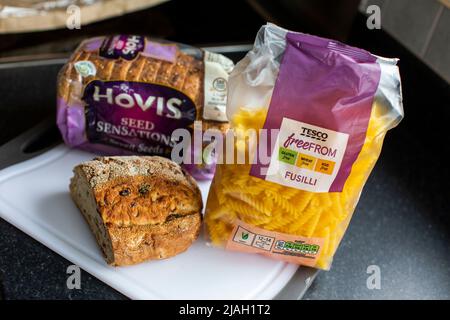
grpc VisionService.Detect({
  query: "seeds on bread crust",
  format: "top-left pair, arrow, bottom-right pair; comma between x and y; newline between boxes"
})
70,156 -> 203,266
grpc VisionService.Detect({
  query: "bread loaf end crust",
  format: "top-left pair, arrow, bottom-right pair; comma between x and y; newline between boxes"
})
70,156 -> 203,266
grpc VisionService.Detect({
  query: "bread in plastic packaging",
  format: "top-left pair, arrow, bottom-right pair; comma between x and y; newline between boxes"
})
57,35 -> 234,180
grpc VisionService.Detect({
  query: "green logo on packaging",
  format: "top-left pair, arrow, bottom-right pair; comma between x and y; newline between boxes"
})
278,147 -> 297,165
74,60 -> 97,77
275,240 -> 319,255
241,232 -> 249,240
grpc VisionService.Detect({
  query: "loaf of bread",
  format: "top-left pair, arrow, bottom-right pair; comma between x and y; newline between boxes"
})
69,155 -> 203,266
58,45 -> 215,127
57,35 -> 230,135
57,35 -> 233,180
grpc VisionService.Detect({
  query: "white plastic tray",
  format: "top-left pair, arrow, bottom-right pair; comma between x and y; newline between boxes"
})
0,145 -> 299,299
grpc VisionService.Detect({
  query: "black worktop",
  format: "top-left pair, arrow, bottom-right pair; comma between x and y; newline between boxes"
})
0,16 -> 449,300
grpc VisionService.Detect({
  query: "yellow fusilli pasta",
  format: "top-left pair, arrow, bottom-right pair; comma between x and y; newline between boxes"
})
205,102 -> 388,270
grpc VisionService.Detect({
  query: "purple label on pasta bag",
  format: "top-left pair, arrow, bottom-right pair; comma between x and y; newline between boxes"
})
250,32 -> 381,192
99,35 -> 145,60
83,80 -> 196,156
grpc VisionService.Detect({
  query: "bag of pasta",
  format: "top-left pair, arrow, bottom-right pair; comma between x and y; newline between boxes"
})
204,23 -> 403,270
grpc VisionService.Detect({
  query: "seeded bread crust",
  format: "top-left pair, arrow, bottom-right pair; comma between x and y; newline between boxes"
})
69,156 -> 203,266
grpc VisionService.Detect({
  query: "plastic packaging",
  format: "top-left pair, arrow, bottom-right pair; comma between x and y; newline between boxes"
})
57,35 -> 233,180
204,24 -> 403,269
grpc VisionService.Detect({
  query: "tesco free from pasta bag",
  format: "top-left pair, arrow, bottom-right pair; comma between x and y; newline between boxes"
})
204,24 -> 404,270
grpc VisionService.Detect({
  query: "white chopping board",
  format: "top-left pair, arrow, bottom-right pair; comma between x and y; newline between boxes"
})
0,145 -> 299,299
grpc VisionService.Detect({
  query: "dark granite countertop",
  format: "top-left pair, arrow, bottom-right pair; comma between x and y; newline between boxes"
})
0,15 -> 449,300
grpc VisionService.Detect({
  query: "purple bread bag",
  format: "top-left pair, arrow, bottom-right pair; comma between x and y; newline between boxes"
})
56,35 -> 233,180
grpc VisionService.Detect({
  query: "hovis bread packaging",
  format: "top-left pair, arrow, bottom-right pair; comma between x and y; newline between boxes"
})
57,35 -> 234,180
